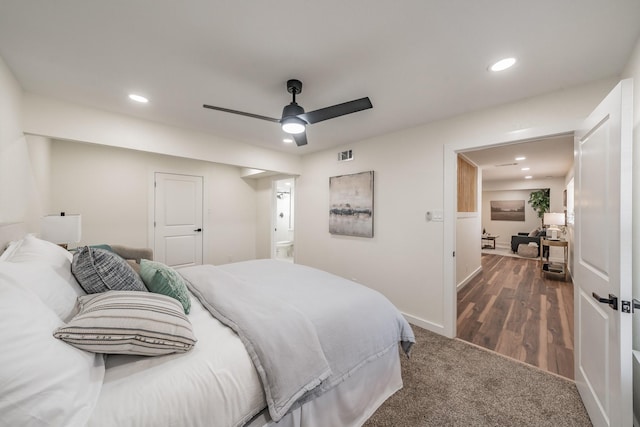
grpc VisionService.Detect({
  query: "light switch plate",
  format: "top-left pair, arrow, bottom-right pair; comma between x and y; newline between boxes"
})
426,210 -> 444,222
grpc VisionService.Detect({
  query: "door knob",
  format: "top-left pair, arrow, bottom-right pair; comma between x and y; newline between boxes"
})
194,228 -> 202,232
592,292 -> 618,310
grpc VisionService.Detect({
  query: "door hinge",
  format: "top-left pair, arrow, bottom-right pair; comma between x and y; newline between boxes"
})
452,251 -> 456,257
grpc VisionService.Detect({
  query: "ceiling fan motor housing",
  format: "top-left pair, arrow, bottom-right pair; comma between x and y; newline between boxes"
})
286,79 -> 303,95
282,102 -> 305,121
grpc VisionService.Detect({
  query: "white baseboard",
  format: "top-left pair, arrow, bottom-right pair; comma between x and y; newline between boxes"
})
402,313 -> 449,337
456,266 -> 482,292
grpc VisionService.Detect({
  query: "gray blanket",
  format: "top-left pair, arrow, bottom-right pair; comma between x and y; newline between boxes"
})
179,260 -> 414,422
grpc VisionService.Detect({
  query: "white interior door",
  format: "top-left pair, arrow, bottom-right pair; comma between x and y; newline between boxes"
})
574,79 -> 633,427
154,173 -> 203,268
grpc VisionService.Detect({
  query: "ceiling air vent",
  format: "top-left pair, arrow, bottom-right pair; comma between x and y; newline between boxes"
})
338,149 -> 353,162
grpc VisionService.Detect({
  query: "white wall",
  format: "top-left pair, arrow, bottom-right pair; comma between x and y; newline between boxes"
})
0,57 -> 49,231
456,213 -> 481,288
22,93 -> 302,176
295,77 -> 617,335
620,35 -> 640,423
255,177 -> 274,260
50,139 -> 259,265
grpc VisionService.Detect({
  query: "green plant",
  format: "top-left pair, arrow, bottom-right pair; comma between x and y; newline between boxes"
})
528,188 -> 550,226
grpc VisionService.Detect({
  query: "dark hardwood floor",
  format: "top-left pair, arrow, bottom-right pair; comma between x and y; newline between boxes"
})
457,253 -> 574,379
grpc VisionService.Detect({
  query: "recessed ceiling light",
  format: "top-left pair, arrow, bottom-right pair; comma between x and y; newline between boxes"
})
515,156 -> 526,161
524,175 -> 533,179
521,167 -> 530,171
283,138 -> 293,143
128,94 -> 148,103
490,57 -> 517,72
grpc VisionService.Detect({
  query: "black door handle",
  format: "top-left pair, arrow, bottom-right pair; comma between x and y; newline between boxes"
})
194,228 -> 202,232
592,292 -> 618,311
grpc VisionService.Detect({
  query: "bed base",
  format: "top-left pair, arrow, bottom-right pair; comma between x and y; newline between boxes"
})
245,343 -> 402,427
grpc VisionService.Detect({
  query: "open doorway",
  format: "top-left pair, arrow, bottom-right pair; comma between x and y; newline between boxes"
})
455,135 -> 575,378
272,177 -> 295,262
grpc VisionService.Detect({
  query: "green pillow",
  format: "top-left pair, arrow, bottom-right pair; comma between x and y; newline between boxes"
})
139,260 -> 191,314
90,244 -> 113,252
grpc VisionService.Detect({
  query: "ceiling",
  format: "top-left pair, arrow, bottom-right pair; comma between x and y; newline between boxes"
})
462,134 -> 574,183
0,1 -> 639,155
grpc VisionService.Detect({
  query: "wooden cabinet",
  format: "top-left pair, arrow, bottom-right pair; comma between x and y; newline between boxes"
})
540,238 -> 568,281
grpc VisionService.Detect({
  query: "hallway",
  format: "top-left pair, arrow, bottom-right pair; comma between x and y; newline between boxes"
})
457,253 -> 574,379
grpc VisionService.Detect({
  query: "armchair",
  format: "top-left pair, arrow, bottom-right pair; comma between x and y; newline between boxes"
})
510,232 -> 541,255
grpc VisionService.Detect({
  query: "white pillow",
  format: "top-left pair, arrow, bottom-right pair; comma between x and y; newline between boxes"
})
2,234 -> 72,267
0,261 -> 85,321
0,239 -> 21,261
0,272 -> 104,427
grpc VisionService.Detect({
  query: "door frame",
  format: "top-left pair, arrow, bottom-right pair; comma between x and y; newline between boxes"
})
443,122 -> 581,338
271,176 -> 296,260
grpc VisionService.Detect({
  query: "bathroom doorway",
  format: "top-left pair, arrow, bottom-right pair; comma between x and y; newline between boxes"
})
272,177 -> 295,262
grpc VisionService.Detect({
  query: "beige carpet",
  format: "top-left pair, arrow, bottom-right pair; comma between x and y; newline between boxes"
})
364,326 -> 591,427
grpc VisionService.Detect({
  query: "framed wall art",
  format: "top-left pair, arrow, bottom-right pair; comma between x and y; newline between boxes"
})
329,171 -> 374,237
490,200 -> 525,221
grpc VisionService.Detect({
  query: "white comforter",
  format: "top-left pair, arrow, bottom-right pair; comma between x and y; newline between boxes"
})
88,293 -> 266,427
181,260 -> 415,423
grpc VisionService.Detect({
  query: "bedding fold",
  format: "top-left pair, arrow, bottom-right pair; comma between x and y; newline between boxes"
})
179,260 -> 414,423
181,264 -> 331,421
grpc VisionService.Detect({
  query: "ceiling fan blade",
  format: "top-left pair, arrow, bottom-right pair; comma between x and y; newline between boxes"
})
203,104 -> 280,123
293,132 -> 308,147
300,97 -> 372,124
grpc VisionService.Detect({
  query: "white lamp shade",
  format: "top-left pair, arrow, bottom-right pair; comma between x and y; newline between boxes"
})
543,212 -> 565,226
41,214 -> 82,245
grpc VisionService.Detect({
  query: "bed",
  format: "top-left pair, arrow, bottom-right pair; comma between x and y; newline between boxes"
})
0,225 -> 414,427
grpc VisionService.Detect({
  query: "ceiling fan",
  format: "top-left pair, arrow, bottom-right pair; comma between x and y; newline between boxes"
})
203,79 -> 372,146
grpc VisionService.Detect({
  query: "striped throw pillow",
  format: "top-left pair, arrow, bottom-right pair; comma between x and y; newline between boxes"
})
54,291 -> 196,356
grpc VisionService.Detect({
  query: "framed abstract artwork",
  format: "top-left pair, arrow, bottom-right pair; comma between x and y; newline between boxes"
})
329,171 -> 374,237
490,200 -> 525,221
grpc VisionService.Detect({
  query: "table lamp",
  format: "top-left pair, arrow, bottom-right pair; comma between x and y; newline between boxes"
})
543,212 -> 565,240
41,212 -> 82,249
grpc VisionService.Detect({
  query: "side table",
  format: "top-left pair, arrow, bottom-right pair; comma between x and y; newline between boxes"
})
481,235 -> 499,249
540,238 -> 568,281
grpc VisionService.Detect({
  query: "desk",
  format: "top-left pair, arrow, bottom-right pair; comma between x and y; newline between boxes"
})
481,235 -> 499,249
540,238 -> 568,281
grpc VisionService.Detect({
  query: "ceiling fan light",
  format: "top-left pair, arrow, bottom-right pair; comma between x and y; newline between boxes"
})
281,117 -> 306,134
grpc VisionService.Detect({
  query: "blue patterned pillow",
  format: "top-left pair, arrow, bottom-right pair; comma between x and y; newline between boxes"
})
72,247 -> 147,294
